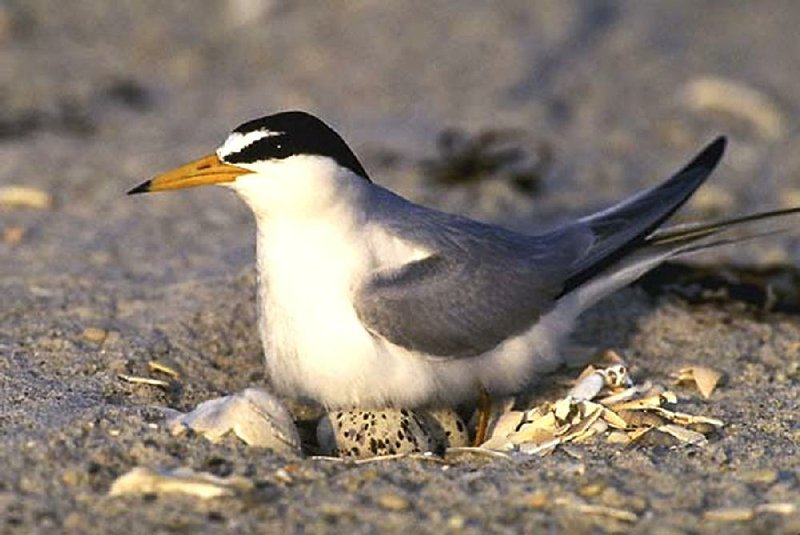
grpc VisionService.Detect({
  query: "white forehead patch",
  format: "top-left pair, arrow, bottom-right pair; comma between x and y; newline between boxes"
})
217,130 -> 283,159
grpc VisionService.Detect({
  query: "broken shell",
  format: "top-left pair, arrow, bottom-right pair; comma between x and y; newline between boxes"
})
569,364 -> 632,402
168,388 -> 301,455
673,366 -> 723,399
504,411 -> 557,446
599,364 -> 632,389
118,374 -> 172,389
703,507 -> 755,522
568,371 -> 606,402
610,390 -> 676,412
108,466 -> 253,499
598,381 -> 654,405
616,409 -> 667,428
483,409 -> 526,448
148,360 -> 181,379
656,424 -> 708,446
599,407 -> 629,429
682,76 -> 785,139
0,186 -> 52,209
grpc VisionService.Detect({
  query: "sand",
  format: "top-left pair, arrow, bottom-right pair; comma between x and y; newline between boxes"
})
2,1 -> 800,533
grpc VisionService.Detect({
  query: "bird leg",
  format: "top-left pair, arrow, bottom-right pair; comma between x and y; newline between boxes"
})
473,386 -> 492,446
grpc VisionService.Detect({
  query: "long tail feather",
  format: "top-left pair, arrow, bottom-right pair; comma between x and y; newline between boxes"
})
647,206 -> 800,246
561,206 -> 800,314
559,137 -> 727,296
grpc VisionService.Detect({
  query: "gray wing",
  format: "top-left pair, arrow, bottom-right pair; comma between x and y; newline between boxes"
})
354,137 -> 727,359
354,216 -> 590,359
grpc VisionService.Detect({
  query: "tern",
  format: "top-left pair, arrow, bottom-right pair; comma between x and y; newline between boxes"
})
129,111 -> 798,426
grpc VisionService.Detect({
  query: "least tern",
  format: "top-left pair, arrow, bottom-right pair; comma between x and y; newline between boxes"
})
129,111 -> 798,415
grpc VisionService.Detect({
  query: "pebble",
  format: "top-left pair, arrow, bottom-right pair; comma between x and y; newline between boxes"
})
524,492 -> 549,509
578,483 -> 606,498
739,469 -> 778,485
2,226 -> 25,245
377,492 -> 410,511
82,327 -> 108,344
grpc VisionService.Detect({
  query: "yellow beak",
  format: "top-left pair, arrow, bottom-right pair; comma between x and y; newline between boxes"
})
127,153 -> 252,194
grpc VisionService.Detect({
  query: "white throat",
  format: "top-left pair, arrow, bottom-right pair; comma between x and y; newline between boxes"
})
226,156 -> 368,220
227,159 -> 374,399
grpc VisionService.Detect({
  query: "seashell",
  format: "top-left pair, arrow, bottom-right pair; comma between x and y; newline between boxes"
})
168,387 -> 301,455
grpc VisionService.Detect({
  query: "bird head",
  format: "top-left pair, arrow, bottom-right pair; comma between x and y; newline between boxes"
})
128,111 -> 371,216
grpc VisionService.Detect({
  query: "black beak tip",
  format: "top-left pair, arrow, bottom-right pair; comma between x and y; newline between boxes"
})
127,180 -> 152,195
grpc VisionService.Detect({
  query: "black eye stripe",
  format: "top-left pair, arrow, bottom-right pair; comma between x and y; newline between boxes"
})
221,111 -> 371,181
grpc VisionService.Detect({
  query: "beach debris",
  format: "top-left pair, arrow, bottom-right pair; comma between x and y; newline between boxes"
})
703,507 -> 755,523
0,186 -> 52,209
108,466 -> 252,499
148,359 -> 181,379
117,373 -> 172,389
702,503 -> 797,523
420,128 -> 548,194
116,359 -> 181,390
672,366 -> 723,399
482,359 -> 724,453
553,496 -> 638,523
682,76 -> 785,139
568,363 -> 632,401
168,388 -> 301,455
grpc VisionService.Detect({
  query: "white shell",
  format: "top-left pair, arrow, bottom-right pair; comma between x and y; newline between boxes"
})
168,388 -> 301,455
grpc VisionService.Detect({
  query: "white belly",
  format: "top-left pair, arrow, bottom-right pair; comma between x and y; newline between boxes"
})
255,219 -> 576,409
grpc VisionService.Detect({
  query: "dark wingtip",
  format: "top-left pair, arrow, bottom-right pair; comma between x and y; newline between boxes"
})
127,180 -> 152,195
690,136 -> 727,171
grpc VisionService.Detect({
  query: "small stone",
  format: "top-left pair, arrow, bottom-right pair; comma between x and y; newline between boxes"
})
600,487 -> 628,509
63,512 -> 83,531
578,483 -> 605,497
739,469 -> 778,485
61,469 -> 83,486
682,76 -> 785,139
2,226 -> 25,245
524,492 -> 549,509
447,515 -> 466,529
82,327 -> 108,344
377,492 -> 410,511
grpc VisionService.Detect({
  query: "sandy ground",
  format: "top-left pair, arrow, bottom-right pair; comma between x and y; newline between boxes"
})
2,1 -> 800,533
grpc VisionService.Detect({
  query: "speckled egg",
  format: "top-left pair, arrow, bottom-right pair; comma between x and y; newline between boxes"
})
317,407 -> 469,458
417,408 -> 470,448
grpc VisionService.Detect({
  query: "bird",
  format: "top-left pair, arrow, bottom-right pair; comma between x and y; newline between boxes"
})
128,111 -> 799,427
